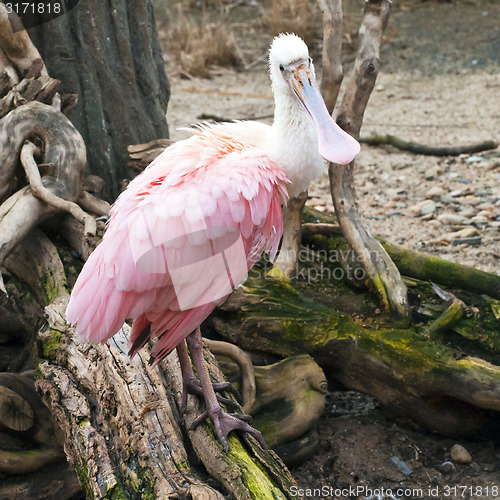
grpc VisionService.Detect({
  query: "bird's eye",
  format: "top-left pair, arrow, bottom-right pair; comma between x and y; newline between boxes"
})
308,57 -> 313,64
279,64 -> 285,72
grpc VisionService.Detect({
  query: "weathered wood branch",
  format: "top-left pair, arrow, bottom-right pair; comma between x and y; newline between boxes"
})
301,217 -> 500,300
273,191 -> 308,278
336,0 -> 391,136
318,0 -> 344,113
127,138 -> 173,172
329,0 -> 411,324
37,296 -> 299,499
361,133 -> 499,156
205,339 -> 257,413
20,140 -> 96,236
0,101 -> 88,285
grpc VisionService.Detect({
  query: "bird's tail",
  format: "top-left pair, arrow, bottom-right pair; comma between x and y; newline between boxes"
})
66,248 -> 130,344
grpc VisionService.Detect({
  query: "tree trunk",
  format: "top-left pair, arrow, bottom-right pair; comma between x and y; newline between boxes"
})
29,0 -> 170,200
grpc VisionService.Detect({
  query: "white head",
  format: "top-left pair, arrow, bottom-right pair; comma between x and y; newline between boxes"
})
268,33 -> 360,166
269,33 -> 313,95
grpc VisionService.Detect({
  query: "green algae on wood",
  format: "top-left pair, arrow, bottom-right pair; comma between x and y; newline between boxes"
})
211,229 -> 500,436
226,437 -> 287,500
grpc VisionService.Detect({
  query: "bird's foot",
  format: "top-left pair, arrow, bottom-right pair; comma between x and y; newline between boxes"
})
190,406 -> 267,451
181,376 -> 241,410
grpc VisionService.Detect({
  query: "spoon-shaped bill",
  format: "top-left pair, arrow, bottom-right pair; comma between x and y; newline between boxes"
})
287,63 -> 360,165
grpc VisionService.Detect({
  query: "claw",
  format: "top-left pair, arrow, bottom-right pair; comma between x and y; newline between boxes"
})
182,376 -> 240,410
212,381 -> 242,403
190,407 -> 266,451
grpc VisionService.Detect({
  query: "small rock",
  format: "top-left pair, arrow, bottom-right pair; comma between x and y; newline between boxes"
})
461,195 -> 482,206
450,444 -> 472,464
437,226 -> 479,244
440,194 -> 456,204
437,213 -> 466,225
451,236 -> 482,246
471,215 -> 489,225
477,209 -> 497,220
470,461 -> 481,471
453,227 -> 479,238
426,186 -> 446,198
391,456 -> 413,475
440,461 -> 456,473
466,155 -> 483,163
476,201 -> 495,211
409,199 -> 437,216
458,207 -> 476,218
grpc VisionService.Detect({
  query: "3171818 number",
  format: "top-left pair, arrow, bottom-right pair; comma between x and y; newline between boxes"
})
4,3 -> 62,15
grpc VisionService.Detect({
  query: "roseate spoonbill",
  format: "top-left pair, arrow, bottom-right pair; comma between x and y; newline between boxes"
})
66,33 -> 359,450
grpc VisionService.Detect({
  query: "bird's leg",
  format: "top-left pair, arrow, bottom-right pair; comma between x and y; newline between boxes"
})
176,340 -> 240,409
185,328 -> 267,451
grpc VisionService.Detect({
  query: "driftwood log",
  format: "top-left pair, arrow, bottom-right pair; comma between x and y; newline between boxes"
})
37,296 -> 299,499
213,346 -> 327,464
206,205 -> 500,437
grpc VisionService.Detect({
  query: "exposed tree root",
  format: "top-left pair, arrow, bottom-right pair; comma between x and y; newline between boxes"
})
0,101 -> 97,291
37,297 -> 299,499
205,338 -> 257,413
301,218 -> 500,300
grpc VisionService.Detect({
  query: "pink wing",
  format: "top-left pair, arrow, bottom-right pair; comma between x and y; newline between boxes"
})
66,125 -> 289,365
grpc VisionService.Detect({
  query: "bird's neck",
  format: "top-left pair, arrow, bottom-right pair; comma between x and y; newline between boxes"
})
269,92 -> 324,198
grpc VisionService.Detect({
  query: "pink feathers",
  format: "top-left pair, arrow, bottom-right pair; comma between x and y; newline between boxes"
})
66,123 -> 289,365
